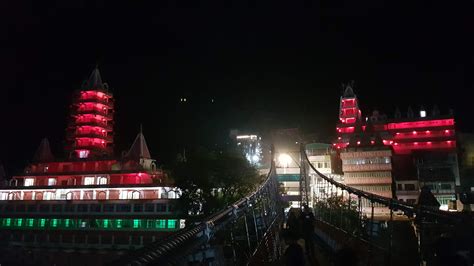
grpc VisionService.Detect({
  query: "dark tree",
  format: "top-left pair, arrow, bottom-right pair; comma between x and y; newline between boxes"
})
171,146 -> 261,218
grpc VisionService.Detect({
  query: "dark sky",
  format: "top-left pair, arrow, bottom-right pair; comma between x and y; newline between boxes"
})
1,1 -> 473,174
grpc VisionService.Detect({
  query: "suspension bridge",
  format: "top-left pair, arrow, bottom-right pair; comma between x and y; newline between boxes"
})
115,145 -> 473,265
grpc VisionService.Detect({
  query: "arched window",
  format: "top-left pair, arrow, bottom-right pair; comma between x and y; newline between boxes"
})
131,191 -> 140,199
66,192 -> 73,200
35,192 -> 43,200
168,191 -> 176,199
7,193 -> 15,200
44,192 -> 55,200
97,191 -> 107,200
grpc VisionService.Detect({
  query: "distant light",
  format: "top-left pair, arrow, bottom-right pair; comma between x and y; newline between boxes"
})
357,141 -> 361,145
278,154 -> 292,168
236,135 -> 258,139
211,99 -> 214,103
420,110 -> 426,118
252,155 -> 259,162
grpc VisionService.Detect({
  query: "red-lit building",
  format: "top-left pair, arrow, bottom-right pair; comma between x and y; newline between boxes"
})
334,84 -> 459,211
0,68 -> 182,265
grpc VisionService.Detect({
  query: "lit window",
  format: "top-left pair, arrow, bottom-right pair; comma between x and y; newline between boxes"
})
48,178 -> 57,186
131,191 -> 140,199
156,219 -> 166,229
24,178 -> 35,187
133,219 -> 140,228
103,219 -> 110,228
167,219 -> 176,229
420,110 -> 426,118
39,219 -> 46,227
98,177 -> 108,185
44,192 -> 55,200
78,150 -> 89,158
27,219 -> 34,227
64,219 -> 71,228
84,177 -> 94,185
15,218 -> 23,227
51,219 -> 58,227
4,218 -> 11,227
116,219 -> 123,228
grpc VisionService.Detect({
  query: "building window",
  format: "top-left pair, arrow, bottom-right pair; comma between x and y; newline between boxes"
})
48,178 -> 57,186
397,184 -> 403,190
131,191 -> 140,199
84,177 -> 94,185
98,177 -> 108,185
24,178 -> 35,187
44,192 -> 55,200
405,184 -> 416,191
167,219 -> 176,229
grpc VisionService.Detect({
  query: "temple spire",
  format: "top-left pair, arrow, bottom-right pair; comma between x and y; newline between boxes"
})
126,129 -> 151,160
33,138 -> 54,162
82,67 -> 105,91
342,80 -> 355,98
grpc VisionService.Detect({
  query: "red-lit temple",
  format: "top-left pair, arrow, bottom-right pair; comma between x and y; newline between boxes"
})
0,68 -> 182,265
334,84 -> 459,211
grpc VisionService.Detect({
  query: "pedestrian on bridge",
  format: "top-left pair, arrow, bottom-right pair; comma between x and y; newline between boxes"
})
300,204 -> 316,259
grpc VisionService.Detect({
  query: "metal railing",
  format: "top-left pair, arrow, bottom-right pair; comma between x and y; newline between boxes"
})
116,156 -> 281,265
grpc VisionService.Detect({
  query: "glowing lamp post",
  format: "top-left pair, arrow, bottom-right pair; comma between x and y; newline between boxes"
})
278,153 -> 292,168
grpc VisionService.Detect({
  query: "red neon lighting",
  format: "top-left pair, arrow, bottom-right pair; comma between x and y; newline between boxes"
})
387,119 -> 454,130
338,127 -> 355,133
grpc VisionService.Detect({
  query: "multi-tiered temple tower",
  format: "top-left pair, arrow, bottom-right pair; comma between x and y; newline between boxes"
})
67,68 -> 114,158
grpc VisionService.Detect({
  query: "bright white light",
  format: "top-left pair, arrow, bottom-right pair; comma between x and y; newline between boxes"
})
420,110 -> 426,118
278,153 -> 292,168
252,155 -> 259,162
236,135 -> 258,139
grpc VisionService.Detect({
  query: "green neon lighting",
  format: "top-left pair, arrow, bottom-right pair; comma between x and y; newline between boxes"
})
0,217 -> 182,231
15,218 -> 23,227
156,219 -> 166,229
167,219 -> 176,229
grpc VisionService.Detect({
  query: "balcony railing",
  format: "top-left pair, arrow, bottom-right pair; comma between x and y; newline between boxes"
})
66,132 -> 113,142
71,109 -> 113,120
75,97 -> 114,108
68,121 -> 113,131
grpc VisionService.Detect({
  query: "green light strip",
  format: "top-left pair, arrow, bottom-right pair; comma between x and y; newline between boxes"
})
0,217 -> 179,231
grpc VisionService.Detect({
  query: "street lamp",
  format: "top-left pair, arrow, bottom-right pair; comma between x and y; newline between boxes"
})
278,153 -> 292,168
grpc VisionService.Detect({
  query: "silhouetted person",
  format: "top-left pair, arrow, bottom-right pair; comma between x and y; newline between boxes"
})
287,210 -> 299,237
300,204 -> 316,259
417,186 -> 440,208
284,232 -> 305,266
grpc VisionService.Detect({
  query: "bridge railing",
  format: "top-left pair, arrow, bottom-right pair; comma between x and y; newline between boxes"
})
117,155 -> 281,265
302,149 -> 469,265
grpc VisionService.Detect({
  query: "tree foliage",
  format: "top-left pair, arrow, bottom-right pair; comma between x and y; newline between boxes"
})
171,146 -> 261,218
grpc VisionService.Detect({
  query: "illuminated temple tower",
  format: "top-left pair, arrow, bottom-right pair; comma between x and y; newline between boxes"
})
333,84 -> 460,212
67,68 -> 114,159
0,68 -> 182,265
333,82 -> 362,149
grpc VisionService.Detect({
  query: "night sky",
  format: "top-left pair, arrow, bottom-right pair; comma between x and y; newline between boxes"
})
1,1 -> 473,174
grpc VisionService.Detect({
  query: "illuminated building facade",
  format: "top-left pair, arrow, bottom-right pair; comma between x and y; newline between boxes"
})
0,68 -> 182,265
235,134 -> 263,166
333,84 -> 459,211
